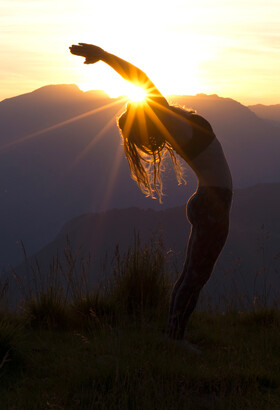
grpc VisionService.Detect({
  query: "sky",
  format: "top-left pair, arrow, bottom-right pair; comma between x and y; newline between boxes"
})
1,0 -> 280,105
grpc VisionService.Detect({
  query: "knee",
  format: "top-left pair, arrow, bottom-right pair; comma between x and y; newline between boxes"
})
179,265 -> 211,294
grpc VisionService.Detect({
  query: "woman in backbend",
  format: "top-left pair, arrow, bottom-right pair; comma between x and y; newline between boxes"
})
70,43 -> 233,341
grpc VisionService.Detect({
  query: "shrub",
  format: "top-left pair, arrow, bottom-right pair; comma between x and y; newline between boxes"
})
109,233 -> 171,318
70,290 -> 116,330
0,320 -> 23,377
22,291 -> 68,330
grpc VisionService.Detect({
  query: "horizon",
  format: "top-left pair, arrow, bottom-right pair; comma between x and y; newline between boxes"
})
1,83 -> 279,108
1,0 -> 280,106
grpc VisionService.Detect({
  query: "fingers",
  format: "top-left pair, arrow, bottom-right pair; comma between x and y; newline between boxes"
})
69,45 -> 87,57
69,43 -> 104,63
69,43 -> 95,55
78,43 -> 97,50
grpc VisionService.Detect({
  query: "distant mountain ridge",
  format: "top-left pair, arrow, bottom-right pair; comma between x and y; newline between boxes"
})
1,85 -> 280,270
247,103 -> 280,122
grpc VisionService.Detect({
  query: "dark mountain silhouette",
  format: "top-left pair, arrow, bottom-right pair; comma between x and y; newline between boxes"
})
1,85 -> 280,270
10,182 -> 280,308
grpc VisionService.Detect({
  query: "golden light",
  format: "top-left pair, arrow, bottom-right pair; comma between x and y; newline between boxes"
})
77,70 -> 148,102
125,83 -> 147,102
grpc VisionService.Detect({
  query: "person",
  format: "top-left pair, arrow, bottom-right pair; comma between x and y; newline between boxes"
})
69,43 -> 233,340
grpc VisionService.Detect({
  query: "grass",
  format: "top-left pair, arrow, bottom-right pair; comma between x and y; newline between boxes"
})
0,311 -> 279,409
0,235 -> 279,409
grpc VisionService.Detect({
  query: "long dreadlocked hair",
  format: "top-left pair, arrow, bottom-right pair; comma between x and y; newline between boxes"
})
117,102 -> 189,203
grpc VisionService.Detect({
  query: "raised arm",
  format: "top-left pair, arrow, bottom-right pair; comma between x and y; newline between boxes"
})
69,43 -> 168,106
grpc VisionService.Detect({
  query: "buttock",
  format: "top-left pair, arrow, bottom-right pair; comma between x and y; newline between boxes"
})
187,186 -> 233,226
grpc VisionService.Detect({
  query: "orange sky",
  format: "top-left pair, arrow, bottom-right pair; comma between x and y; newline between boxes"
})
1,0 -> 280,105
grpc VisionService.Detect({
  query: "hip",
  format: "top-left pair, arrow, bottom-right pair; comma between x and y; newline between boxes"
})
187,186 -> 233,226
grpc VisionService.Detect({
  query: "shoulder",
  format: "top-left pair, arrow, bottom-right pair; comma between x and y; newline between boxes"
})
188,113 -> 213,133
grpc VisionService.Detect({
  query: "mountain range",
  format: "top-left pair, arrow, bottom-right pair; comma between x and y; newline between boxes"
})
1,85 -> 280,279
248,103 -> 280,126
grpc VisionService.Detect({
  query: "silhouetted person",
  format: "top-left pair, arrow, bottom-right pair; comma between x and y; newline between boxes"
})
70,43 -> 233,341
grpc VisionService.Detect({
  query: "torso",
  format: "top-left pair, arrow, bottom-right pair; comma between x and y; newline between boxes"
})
185,138 -> 233,190
166,111 -> 233,191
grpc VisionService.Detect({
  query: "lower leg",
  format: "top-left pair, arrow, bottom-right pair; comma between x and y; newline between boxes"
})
168,228 -> 195,327
167,286 -> 200,339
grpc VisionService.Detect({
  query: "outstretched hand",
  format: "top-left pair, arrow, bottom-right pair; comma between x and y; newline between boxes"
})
69,43 -> 105,64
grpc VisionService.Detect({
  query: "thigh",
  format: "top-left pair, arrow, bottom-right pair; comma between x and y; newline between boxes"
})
184,199 -> 230,290
172,191 -> 199,291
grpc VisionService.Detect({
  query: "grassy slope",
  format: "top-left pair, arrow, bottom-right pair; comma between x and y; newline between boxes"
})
1,310 -> 280,410
1,237 -> 279,409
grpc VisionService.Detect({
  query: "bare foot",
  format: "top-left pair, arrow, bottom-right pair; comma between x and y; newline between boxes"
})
173,339 -> 201,354
160,334 -> 201,354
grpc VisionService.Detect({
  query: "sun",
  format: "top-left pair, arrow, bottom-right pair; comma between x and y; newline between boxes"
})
77,70 -> 147,102
124,83 -> 147,102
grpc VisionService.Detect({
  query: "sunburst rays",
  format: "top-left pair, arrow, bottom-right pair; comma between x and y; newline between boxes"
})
2,88 -> 184,211
0,97 -> 126,153
99,142 -> 124,211
1,94 -> 131,210
63,104 -> 126,176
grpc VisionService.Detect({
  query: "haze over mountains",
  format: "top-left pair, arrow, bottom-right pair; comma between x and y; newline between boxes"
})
248,103 -> 280,126
1,85 -> 280,295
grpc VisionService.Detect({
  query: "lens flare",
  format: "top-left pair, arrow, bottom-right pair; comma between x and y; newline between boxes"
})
125,84 -> 147,102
